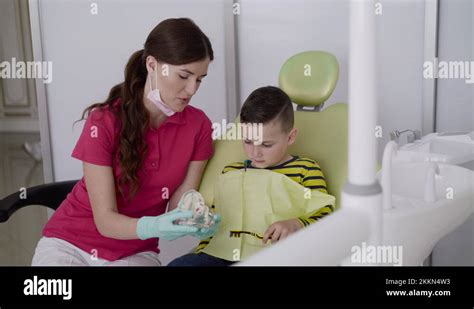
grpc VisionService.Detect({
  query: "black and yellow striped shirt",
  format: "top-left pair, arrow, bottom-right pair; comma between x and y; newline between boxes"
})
196,156 -> 335,253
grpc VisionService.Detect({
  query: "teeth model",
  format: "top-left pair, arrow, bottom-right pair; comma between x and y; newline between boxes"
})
174,189 -> 217,228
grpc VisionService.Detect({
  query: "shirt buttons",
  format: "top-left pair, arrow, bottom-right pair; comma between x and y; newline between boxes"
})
145,159 -> 159,172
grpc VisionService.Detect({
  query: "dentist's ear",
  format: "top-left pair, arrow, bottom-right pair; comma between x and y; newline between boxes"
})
145,55 -> 157,73
146,56 -> 164,74
287,128 -> 298,145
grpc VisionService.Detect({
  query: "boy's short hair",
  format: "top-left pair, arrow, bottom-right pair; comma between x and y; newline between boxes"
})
240,86 -> 294,133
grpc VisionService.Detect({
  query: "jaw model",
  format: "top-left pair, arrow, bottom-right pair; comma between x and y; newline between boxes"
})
175,189 -> 217,228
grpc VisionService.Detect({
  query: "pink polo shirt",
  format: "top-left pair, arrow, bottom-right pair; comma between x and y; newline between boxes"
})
43,98 -> 213,261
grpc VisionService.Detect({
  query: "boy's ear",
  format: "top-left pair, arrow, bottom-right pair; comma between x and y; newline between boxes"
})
287,128 -> 298,145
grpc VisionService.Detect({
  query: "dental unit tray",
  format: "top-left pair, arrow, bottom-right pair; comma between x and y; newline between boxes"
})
398,131 -> 474,165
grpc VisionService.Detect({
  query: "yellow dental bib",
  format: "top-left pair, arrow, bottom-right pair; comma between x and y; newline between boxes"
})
201,168 -> 336,261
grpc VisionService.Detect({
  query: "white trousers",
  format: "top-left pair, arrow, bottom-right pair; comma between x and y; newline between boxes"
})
32,237 -> 162,266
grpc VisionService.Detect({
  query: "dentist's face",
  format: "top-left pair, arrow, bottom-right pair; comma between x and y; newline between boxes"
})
146,56 -> 210,112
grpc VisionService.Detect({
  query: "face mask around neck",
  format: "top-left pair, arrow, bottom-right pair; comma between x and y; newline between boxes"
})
147,67 -> 176,117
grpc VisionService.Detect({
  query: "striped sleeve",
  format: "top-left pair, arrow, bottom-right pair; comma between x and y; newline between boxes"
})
297,204 -> 335,227
222,162 -> 245,174
195,237 -> 212,253
297,159 -> 333,227
301,161 -> 328,194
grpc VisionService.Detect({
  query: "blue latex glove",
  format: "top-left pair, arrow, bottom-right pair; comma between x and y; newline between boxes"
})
190,214 -> 221,240
136,208 -> 199,241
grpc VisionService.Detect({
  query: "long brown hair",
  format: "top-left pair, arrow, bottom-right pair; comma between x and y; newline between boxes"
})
78,18 -> 214,200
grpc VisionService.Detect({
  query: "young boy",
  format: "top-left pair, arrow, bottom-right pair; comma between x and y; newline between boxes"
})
168,86 -> 335,266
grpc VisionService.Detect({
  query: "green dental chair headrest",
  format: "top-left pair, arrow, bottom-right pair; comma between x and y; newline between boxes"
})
279,50 -> 339,107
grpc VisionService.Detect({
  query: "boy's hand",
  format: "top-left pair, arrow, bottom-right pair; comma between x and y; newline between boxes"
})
262,219 -> 303,244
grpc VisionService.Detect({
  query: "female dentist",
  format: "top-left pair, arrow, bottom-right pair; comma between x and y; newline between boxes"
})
32,18 -> 215,266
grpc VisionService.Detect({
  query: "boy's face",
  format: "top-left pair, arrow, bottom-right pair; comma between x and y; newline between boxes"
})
242,119 -> 297,168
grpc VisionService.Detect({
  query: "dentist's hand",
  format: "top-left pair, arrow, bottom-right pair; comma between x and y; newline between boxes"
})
190,214 -> 221,240
136,208 -> 199,241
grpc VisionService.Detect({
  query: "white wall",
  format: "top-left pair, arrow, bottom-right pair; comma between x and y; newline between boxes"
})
237,0 -> 350,107
237,0 -> 426,162
436,0 -> 473,132
431,0 -> 473,266
374,0 -> 425,155
39,0 -> 227,265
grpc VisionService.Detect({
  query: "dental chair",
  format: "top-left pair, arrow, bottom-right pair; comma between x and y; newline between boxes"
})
0,50 -> 347,225
200,50 -> 348,209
